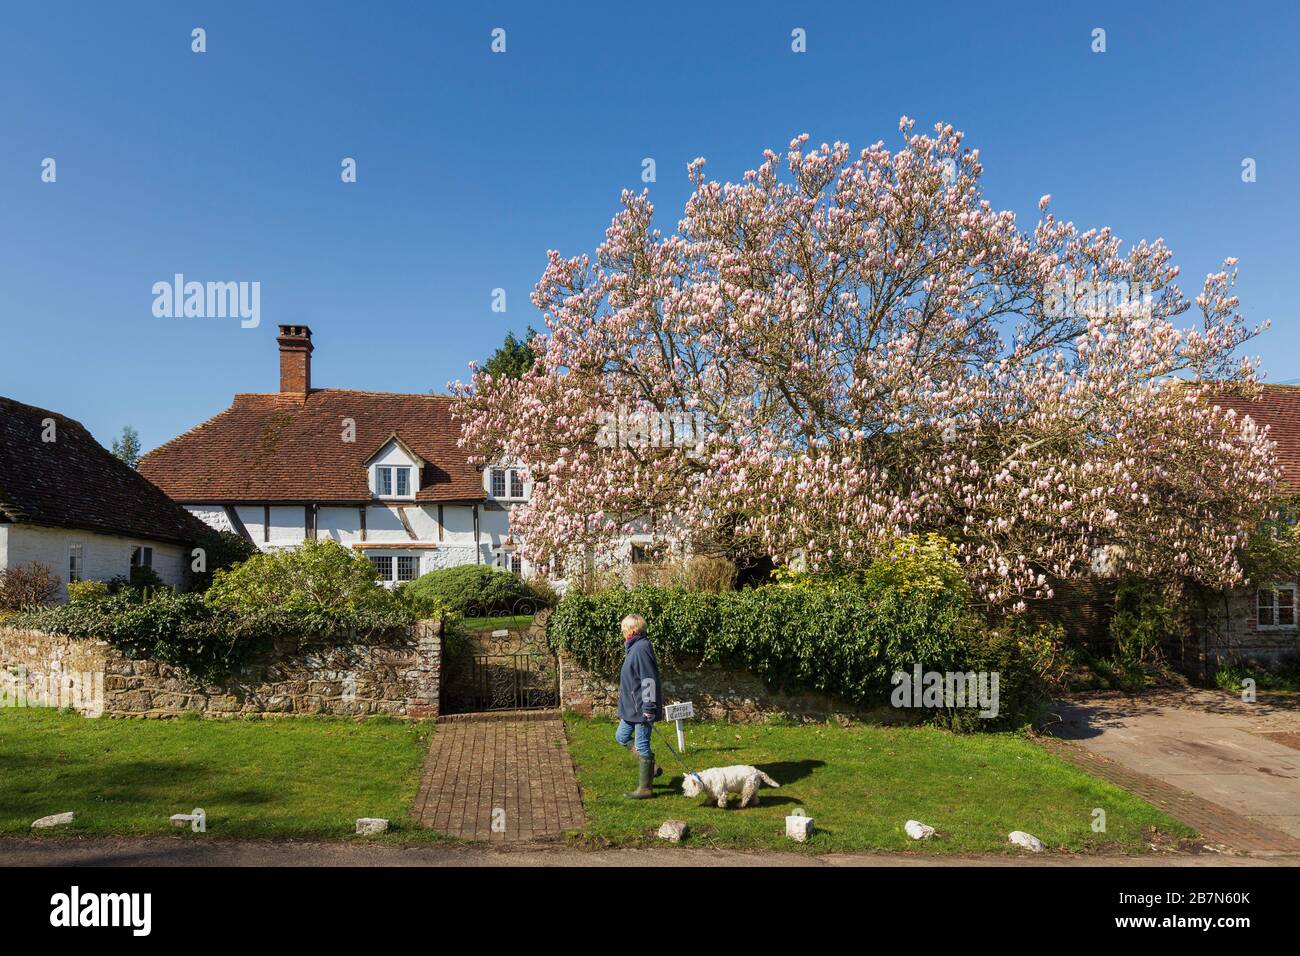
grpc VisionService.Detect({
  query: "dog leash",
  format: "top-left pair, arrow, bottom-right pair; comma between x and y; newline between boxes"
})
649,722 -> 703,784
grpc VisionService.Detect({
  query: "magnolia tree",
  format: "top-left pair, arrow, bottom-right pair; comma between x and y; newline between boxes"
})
455,119 -> 1279,606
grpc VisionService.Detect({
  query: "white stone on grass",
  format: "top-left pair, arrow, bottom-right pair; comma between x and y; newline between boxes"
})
1008,830 -> 1044,852
32,812 -> 75,829
657,820 -> 689,843
905,820 -> 936,840
785,811 -> 815,843
356,817 -> 389,835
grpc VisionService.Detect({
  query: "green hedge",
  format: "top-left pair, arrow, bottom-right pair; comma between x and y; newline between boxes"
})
549,580 -> 1050,730
11,592 -> 413,683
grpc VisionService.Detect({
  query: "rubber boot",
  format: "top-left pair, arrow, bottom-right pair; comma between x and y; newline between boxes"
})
623,756 -> 655,799
625,742 -> 663,777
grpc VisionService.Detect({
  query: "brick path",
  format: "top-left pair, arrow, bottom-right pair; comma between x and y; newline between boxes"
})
414,715 -> 585,842
1039,737 -> 1300,854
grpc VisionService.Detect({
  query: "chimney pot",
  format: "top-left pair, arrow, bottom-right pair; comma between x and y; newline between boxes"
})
277,324 -> 313,397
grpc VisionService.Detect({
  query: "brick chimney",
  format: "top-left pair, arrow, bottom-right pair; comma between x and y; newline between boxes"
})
277,324 -> 313,397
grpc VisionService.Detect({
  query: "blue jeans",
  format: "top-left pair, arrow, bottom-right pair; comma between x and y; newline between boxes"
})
615,719 -> 653,759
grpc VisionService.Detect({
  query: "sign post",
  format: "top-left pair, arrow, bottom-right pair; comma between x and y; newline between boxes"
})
663,701 -> 694,753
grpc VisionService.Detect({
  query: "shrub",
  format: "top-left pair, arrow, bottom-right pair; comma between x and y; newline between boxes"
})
66,580 -> 110,604
402,564 -> 537,616
1212,657 -> 1300,693
524,574 -> 561,608
187,529 -> 260,592
106,564 -> 169,600
205,539 -> 404,616
628,555 -> 738,592
549,536 -> 1049,730
1108,578 -> 1177,676
0,562 -> 61,610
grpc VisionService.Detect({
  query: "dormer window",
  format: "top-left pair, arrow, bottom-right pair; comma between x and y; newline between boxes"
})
365,434 -> 424,501
488,465 -> 528,501
375,465 -> 413,499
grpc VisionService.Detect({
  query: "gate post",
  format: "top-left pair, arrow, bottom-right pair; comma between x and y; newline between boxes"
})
407,617 -> 443,719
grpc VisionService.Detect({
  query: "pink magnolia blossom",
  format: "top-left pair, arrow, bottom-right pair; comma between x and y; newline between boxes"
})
453,120 -> 1278,606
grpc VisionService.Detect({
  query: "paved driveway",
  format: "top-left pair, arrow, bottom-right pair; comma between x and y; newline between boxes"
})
1053,692 -> 1300,843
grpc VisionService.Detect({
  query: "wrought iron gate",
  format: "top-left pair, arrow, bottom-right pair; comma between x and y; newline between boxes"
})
463,652 -> 557,711
442,599 -> 559,713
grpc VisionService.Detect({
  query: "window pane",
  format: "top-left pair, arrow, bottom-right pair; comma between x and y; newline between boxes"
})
510,470 -> 524,498
69,544 -> 83,582
143,547 -> 153,568
397,556 -> 418,581
1258,589 -> 1276,626
491,469 -> 506,497
1281,588 -> 1296,626
369,555 -> 393,581
396,468 -> 409,496
510,553 -> 522,575
378,468 -> 392,496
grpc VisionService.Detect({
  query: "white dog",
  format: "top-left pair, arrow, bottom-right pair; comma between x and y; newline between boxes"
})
681,765 -> 780,808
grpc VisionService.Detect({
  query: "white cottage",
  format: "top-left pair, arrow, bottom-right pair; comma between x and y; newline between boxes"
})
0,396 -> 210,600
138,325 -> 531,582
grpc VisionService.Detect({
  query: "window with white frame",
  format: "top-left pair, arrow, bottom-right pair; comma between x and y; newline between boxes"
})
1257,584 -> 1297,629
488,466 -> 527,501
368,553 -> 420,585
496,549 -> 522,576
68,543 -> 83,583
374,466 -> 413,499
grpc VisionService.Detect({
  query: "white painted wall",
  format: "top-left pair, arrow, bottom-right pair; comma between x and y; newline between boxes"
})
1,523 -> 187,601
184,501 -> 500,572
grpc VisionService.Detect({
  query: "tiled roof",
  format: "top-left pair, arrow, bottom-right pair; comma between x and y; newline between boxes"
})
0,396 -> 212,545
138,390 -> 485,504
1202,383 -> 1300,492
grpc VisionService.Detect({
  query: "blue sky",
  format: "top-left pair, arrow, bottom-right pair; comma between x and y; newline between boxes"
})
2,1 -> 1297,452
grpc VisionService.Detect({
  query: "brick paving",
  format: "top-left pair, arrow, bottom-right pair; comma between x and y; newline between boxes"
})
1256,731 -> 1300,751
1039,737 -> 1300,854
415,714 -> 585,842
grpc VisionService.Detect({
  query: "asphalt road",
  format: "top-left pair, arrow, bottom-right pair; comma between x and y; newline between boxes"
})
1,836 -> 1292,867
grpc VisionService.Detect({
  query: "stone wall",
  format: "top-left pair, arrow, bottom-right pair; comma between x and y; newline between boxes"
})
555,646 -> 896,724
0,620 -> 442,719
1197,586 -> 1300,666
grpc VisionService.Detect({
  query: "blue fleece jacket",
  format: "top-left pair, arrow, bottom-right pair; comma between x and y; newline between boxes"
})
617,632 -> 662,723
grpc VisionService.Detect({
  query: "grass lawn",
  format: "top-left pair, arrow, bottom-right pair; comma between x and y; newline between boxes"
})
458,614 -> 535,633
0,710 -> 435,840
564,716 -> 1195,853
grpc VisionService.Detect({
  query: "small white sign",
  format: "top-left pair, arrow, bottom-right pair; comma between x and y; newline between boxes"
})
664,701 -> 694,721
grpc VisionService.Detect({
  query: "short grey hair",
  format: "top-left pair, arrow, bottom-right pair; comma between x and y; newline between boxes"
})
620,613 -> 647,638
